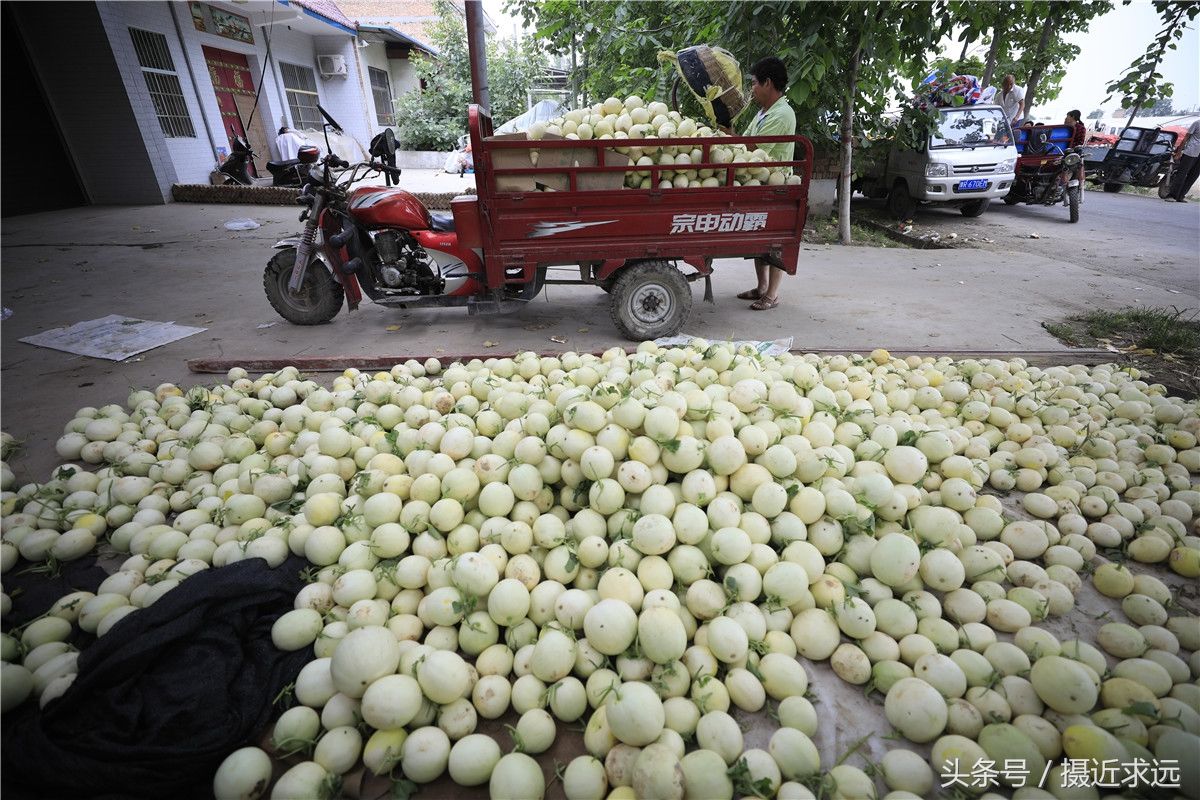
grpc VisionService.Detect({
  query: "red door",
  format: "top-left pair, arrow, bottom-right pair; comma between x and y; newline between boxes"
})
203,46 -> 269,176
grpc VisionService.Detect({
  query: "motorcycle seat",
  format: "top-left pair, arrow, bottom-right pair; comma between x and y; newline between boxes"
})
267,159 -> 301,171
429,211 -> 455,232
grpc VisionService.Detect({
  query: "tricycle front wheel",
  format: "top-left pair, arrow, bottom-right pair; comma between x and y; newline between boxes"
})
609,260 -> 692,341
264,248 -> 343,325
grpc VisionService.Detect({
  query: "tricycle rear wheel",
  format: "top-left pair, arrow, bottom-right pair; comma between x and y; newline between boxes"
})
609,260 -> 692,341
1102,182 -> 1123,193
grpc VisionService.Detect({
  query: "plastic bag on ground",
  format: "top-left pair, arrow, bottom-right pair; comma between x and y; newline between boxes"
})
223,218 -> 260,231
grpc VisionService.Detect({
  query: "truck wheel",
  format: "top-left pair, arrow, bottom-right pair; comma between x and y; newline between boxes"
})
1068,186 -> 1080,223
960,199 -> 989,217
264,248 -> 343,325
887,182 -> 916,219
609,260 -> 692,341
1102,182 -> 1123,193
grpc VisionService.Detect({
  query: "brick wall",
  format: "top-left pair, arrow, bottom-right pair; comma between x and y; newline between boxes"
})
809,143 -> 842,180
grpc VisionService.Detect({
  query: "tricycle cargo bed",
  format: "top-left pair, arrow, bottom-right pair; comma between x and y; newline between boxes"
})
464,105 -> 814,288
484,185 -> 807,276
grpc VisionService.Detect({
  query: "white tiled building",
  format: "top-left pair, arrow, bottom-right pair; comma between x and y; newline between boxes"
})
5,0 -> 435,213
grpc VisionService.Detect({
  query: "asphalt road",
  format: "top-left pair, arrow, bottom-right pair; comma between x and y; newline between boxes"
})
853,188 -> 1200,296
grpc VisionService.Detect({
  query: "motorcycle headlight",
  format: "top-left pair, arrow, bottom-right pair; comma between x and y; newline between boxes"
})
925,162 -> 949,177
1064,152 -> 1082,168
998,158 -> 1015,173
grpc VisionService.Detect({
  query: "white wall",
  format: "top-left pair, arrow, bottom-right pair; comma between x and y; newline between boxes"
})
359,41 -> 394,128
95,1 -> 213,188
389,57 -> 418,99
95,2 -> 384,183
262,24 -> 320,139
312,35 -> 376,148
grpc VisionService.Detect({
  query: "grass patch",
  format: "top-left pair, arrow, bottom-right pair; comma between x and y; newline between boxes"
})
1042,306 -> 1200,395
1072,307 -> 1199,354
803,215 -> 902,247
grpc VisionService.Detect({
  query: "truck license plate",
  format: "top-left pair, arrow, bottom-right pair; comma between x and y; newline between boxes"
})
957,179 -> 988,191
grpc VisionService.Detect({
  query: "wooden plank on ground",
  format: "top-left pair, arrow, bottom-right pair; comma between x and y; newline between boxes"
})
188,349 -> 1117,373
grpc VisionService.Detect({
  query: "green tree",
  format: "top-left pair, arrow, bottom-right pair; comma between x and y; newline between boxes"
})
394,0 -> 548,150
951,1 -> 1111,116
1105,1 -> 1200,129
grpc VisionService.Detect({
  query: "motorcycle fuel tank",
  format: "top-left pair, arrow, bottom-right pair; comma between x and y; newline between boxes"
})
348,186 -> 431,230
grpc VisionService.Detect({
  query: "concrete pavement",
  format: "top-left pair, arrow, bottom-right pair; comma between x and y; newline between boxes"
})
2,199 -> 1197,481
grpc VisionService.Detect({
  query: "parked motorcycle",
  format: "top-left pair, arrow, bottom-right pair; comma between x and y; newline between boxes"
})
217,136 -> 256,185
1003,124 -> 1083,223
264,107 -> 484,325
218,135 -> 318,187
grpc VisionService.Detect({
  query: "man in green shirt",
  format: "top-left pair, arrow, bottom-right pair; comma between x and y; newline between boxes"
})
733,57 -> 795,310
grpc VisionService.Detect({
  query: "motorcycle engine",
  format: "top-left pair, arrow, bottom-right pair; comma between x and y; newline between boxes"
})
371,231 -> 445,295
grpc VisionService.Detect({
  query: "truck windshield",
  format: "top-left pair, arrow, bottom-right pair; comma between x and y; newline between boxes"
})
929,108 -> 1011,149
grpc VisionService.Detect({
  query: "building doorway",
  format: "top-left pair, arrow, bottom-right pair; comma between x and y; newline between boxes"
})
2,2 -> 87,215
203,46 -> 269,177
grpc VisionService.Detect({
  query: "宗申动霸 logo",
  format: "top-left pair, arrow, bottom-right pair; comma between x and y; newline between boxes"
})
670,212 -> 768,234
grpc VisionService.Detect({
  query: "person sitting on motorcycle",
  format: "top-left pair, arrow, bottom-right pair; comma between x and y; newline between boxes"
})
1061,110 -> 1087,203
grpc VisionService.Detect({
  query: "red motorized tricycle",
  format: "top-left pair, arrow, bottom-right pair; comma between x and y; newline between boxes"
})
265,104 -> 813,340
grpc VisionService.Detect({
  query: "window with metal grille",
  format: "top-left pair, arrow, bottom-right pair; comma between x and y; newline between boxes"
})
368,67 -> 395,126
280,62 -> 322,130
129,28 -> 196,138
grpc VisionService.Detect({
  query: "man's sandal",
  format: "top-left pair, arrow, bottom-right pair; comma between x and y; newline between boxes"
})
749,296 -> 779,311
736,288 -> 763,300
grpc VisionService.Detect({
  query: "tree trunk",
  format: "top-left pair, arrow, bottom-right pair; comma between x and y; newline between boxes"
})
958,36 -> 971,62
1122,101 -> 1143,133
570,37 -> 579,107
838,36 -> 865,245
581,45 -> 589,107
981,21 -> 1003,87
1023,11 -> 1055,120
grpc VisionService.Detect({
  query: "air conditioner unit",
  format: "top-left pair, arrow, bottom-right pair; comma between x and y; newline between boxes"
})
317,54 -> 347,78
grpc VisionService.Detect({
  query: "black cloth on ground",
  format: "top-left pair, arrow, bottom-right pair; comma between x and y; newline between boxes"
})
3,553 -> 109,628
2,556 -> 310,800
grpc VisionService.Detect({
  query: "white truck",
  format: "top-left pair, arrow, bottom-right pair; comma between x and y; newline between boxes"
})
855,103 -> 1018,218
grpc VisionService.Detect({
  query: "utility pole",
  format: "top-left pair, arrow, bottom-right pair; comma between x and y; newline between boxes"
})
465,0 -> 490,114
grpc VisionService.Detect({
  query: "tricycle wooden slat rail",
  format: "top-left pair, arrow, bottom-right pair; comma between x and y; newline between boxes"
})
186,350 -> 1117,374
448,104 -> 814,337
